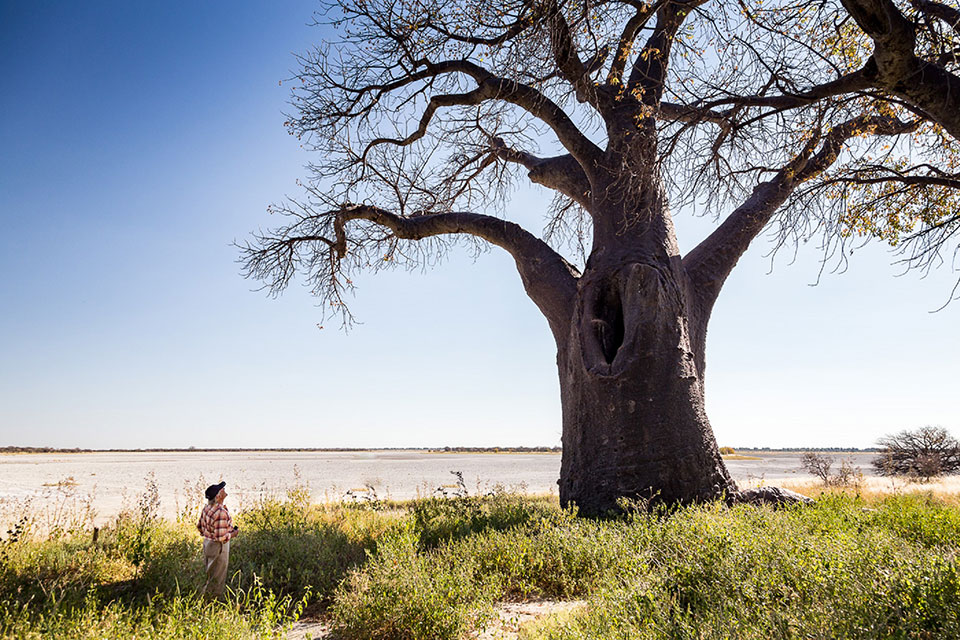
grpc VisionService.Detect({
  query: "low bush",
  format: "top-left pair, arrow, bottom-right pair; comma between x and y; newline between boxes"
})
231,499 -> 390,603
410,490 -> 556,548
331,520 -> 497,640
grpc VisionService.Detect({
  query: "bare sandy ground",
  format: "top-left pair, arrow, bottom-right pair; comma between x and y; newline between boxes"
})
473,599 -> 587,640
285,618 -> 331,640
283,599 -> 587,640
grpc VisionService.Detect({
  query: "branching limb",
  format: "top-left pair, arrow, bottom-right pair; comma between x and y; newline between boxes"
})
423,1 -> 539,46
706,70 -> 872,112
296,53 -> 603,183
823,173 -> 960,189
544,0 -> 606,108
606,0 -> 667,86
411,59 -> 603,174
628,0 -> 707,105
361,86 -> 493,163
242,204 -> 581,338
489,137 -> 592,208
911,0 -> 960,36
683,114 -> 920,310
658,102 -> 728,124
840,0 -> 960,138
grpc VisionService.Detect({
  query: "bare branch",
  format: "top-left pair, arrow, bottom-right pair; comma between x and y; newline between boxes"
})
489,137 -> 592,207
543,0 -> 604,108
683,114 -> 919,308
607,0 -> 666,86
411,59 -> 603,172
708,70 -> 873,112
243,203 -> 581,337
911,0 -> 960,37
659,101 -> 728,124
841,0 -> 960,138
628,0 -> 707,105
423,1 -> 539,46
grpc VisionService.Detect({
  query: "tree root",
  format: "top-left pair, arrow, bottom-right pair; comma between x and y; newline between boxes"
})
728,486 -> 814,507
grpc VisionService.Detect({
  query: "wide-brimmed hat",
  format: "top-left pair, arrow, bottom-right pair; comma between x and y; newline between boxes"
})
204,481 -> 226,501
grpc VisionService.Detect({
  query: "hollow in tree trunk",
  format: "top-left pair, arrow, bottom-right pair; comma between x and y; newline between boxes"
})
557,256 -> 735,516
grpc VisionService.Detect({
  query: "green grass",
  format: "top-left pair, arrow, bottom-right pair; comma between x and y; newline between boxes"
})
520,496 -> 960,639
2,484 -> 959,639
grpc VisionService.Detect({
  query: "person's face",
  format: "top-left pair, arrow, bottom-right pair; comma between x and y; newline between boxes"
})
216,488 -> 227,503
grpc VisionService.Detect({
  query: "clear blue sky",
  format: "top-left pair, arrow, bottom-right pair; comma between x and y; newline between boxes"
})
1,1 -> 957,450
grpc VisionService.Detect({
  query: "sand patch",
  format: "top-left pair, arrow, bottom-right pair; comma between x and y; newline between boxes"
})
473,599 -> 587,640
284,599 -> 586,640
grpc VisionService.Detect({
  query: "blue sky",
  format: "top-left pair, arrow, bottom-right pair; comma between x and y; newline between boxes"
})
1,1 -> 957,450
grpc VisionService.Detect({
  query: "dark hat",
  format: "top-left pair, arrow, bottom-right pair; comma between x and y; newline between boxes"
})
205,481 -> 226,501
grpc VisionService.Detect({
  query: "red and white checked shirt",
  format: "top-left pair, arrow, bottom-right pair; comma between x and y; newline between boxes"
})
197,503 -> 235,542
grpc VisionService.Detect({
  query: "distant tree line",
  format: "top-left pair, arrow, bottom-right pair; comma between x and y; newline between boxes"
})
1,445 -> 563,454
432,446 -> 562,453
1,446 -> 93,454
735,447 -> 881,453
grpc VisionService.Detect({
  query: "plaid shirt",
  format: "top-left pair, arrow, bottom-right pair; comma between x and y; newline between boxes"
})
197,503 -> 234,542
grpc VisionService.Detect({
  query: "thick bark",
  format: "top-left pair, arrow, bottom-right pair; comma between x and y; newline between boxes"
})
840,0 -> 960,139
557,196 -> 735,515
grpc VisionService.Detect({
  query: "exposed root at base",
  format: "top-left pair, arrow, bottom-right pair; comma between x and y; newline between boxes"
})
729,485 -> 814,507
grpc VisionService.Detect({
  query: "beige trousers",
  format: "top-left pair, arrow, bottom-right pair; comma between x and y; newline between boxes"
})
202,538 -> 230,596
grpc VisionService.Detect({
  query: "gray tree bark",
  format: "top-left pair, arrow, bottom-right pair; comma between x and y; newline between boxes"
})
557,256 -> 735,515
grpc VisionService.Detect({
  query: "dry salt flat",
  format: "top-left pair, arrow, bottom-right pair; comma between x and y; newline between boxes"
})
0,450 -> 564,525
0,450 -> 885,526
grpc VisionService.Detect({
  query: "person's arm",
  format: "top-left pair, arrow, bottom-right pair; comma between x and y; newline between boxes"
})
226,508 -> 238,539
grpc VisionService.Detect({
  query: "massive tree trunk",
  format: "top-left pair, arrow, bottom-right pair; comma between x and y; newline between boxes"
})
557,189 -> 735,515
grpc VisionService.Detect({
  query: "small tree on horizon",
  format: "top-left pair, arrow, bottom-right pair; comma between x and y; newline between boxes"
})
242,0 -> 960,514
873,426 -> 960,481
801,452 -> 835,485
801,452 -> 861,487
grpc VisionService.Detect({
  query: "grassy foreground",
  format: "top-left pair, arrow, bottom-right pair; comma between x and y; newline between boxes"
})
1,484 -> 959,639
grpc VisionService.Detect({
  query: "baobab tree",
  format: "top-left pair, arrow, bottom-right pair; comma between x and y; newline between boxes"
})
241,0 -> 960,515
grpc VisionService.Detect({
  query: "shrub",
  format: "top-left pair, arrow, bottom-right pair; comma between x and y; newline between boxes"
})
800,452 -> 861,487
410,491 -> 556,548
801,451 -> 834,484
231,501 -> 386,604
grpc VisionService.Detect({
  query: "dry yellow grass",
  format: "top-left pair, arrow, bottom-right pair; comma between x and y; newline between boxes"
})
750,475 -> 960,505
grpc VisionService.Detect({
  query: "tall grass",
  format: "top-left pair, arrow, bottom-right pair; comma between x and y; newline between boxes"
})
523,496 -> 960,639
329,493 -> 960,640
2,479 -> 959,640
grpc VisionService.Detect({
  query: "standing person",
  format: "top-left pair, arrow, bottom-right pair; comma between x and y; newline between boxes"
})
197,481 -> 238,597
